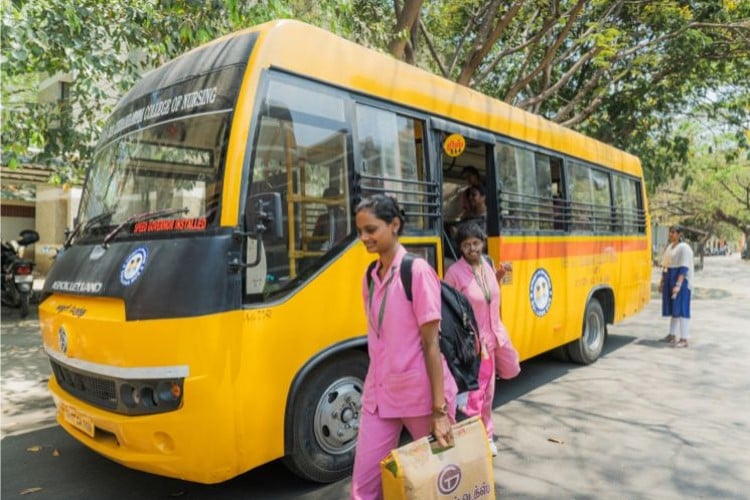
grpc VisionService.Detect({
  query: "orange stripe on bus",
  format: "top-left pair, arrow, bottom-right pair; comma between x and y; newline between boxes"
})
498,238 -> 648,260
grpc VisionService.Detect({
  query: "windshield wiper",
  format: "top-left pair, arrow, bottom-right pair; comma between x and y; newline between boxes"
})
63,210 -> 116,249
102,207 -> 190,247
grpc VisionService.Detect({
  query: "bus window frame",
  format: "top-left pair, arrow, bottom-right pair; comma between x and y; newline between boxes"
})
494,135 -> 646,237
428,118 -> 497,237
352,99 -> 439,237
239,70 -> 357,304
495,137 -> 568,236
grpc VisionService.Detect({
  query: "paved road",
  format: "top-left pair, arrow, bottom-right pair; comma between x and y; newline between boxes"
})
2,255 -> 749,499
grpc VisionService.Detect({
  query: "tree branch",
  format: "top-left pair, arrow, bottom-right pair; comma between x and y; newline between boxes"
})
517,45 -> 602,109
388,0 -> 424,59
418,18 -> 448,77
504,0 -> 587,102
456,0 -> 525,85
717,176 -> 750,207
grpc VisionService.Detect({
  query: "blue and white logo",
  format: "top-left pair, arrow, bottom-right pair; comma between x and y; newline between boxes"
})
120,247 -> 148,286
529,268 -> 552,317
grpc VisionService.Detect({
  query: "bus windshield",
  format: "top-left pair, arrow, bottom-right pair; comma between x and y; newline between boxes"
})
77,111 -> 229,241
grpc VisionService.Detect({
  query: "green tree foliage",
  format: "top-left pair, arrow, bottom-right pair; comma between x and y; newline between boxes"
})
650,124 -> 750,258
1,0 -> 333,182
390,0 -> 750,192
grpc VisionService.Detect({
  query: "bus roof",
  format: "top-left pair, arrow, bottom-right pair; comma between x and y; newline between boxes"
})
122,19 -> 642,178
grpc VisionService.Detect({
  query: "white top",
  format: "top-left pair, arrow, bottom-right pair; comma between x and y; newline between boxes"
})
662,241 -> 694,290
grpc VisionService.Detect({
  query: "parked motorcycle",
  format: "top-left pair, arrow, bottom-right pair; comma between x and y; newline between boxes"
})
1,229 -> 39,318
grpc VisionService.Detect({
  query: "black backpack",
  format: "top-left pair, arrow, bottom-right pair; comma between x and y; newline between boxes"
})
366,253 -> 481,393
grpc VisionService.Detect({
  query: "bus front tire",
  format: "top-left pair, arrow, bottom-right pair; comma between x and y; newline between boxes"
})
566,297 -> 606,364
283,351 -> 368,483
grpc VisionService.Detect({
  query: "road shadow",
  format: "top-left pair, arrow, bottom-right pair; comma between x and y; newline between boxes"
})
492,332 -> 635,409
1,304 -> 56,437
1,424 -> 347,500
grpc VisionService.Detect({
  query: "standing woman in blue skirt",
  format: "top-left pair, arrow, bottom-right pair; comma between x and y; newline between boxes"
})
659,225 -> 694,347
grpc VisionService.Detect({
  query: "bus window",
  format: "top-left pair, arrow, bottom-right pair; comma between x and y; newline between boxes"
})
591,169 -> 613,232
496,143 -> 557,232
533,153 -> 555,230
568,161 -> 613,233
356,105 -> 434,232
613,174 -> 643,234
550,158 -> 567,231
568,161 -> 595,231
245,77 -> 351,299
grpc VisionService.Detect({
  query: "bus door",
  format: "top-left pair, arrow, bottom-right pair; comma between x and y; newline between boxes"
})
428,119 -> 496,272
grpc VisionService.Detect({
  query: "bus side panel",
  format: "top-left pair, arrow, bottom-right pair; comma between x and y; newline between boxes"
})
495,235 -> 583,361
495,235 -> 651,362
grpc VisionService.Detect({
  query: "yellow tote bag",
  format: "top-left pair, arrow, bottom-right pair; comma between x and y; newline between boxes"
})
380,416 -> 495,500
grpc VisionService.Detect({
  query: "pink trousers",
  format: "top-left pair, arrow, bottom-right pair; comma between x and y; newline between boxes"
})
350,406 -> 456,500
350,410 -> 433,500
463,352 -> 496,438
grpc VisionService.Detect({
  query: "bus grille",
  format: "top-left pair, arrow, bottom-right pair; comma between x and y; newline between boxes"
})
50,360 -> 118,410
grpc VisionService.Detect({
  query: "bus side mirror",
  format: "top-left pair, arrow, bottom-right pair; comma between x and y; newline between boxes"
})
245,192 -> 283,239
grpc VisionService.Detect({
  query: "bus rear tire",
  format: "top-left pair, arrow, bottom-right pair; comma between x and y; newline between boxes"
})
566,297 -> 606,364
283,351 -> 368,483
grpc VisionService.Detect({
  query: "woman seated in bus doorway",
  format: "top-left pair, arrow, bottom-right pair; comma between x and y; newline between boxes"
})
460,185 -> 488,226
659,225 -> 694,347
444,222 -> 520,457
351,194 -> 457,500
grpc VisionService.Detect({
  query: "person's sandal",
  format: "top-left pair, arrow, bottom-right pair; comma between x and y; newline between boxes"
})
673,339 -> 688,348
660,334 -> 675,343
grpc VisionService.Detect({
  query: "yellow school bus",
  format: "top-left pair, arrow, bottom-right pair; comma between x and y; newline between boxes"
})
39,19 -> 651,484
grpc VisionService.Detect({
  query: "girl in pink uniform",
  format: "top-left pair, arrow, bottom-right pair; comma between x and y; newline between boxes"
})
351,194 -> 457,500
444,222 -> 520,457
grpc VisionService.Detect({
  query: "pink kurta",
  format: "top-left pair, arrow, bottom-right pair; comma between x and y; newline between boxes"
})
361,245 -> 457,417
444,257 -> 510,352
444,257 -> 512,438
351,245 -> 457,500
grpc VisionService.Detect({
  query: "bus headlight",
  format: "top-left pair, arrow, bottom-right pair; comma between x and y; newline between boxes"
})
118,379 -> 183,414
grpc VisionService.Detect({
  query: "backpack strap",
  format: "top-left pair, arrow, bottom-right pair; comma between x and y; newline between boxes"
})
367,253 -> 417,302
400,253 -> 416,302
366,260 -> 378,291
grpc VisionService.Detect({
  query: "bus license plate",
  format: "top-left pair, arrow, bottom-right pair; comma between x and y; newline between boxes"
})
61,403 -> 95,438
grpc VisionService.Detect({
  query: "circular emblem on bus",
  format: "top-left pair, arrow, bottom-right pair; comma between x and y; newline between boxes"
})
529,268 -> 552,317
120,247 -> 148,286
58,326 -> 68,354
443,133 -> 466,158
437,464 -> 462,494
